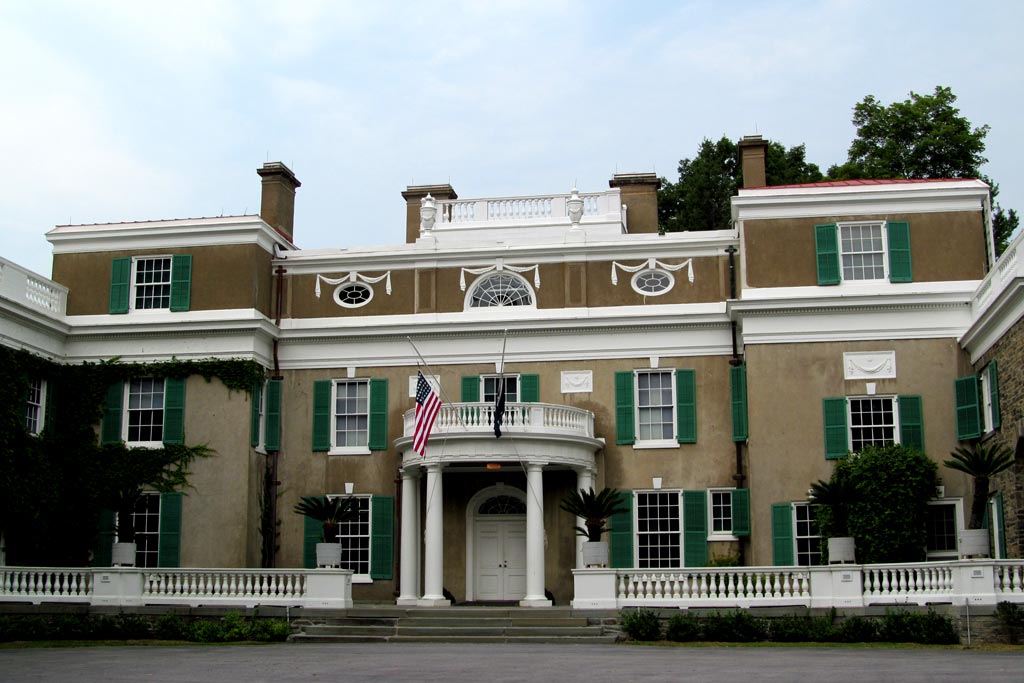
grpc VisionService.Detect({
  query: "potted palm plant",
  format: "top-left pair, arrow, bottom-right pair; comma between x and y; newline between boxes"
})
560,486 -> 628,567
294,495 -> 359,567
944,441 -> 1015,558
809,473 -> 857,564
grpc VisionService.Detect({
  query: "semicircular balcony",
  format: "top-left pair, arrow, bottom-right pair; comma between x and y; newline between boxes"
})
395,402 -> 603,469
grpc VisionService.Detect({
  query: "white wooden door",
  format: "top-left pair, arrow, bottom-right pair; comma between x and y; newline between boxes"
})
474,517 -> 527,601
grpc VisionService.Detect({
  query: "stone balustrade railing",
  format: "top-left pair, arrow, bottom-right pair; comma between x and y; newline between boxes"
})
572,559 -> 1024,609
403,402 -> 595,439
0,566 -> 352,608
0,257 -> 67,318
434,190 -> 620,228
973,229 -> 1023,310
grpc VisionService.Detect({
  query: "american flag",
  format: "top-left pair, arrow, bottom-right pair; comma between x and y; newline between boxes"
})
413,371 -> 441,457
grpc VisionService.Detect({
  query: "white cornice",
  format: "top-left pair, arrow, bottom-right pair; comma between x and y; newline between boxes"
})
46,216 -> 292,255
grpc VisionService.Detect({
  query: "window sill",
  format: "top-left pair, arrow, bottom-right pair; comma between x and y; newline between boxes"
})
707,534 -> 739,543
633,440 -> 678,450
126,441 -> 163,449
329,447 -> 372,456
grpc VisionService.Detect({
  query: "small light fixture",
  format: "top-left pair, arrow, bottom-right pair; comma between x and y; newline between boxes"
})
652,477 -> 662,490
344,482 -> 354,494
486,463 -> 502,470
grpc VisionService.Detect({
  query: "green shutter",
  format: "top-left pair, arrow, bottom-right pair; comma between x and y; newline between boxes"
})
730,364 -> 748,442
823,397 -> 849,459
732,489 -> 751,537
683,490 -> 708,567
162,378 -> 186,445
954,375 -> 981,440
608,491 -> 633,568
264,379 -> 282,451
675,369 -> 696,443
368,378 -> 388,451
109,257 -> 131,314
814,223 -> 840,286
157,492 -> 183,568
771,503 -> 795,566
898,395 -> 924,452
312,380 -> 332,452
615,371 -> 635,445
169,254 -> 192,312
303,514 -> 321,568
250,382 -> 262,447
370,495 -> 395,579
994,492 -> 1007,559
520,374 -> 539,402
43,380 -> 56,435
461,375 -> 480,402
101,382 -> 124,445
886,221 -> 912,283
988,361 -> 1001,430
94,509 -> 116,566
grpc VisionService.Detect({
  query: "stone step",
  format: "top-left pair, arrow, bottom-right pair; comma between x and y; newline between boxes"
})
397,617 -> 590,627
290,633 -> 620,645
395,625 -> 604,637
296,624 -> 397,636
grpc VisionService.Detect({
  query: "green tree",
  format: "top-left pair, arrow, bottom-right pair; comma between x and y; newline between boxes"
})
829,86 -> 1017,254
658,136 -> 822,232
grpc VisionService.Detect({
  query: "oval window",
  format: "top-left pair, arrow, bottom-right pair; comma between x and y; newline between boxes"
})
334,282 -> 373,308
631,269 -> 674,296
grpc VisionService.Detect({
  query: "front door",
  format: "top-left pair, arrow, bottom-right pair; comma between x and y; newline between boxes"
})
474,517 -> 527,601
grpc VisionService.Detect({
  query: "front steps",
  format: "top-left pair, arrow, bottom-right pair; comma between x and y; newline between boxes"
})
290,606 -> 621,644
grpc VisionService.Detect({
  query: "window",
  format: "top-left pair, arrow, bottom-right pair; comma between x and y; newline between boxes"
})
631,269 -> 674,296
468,272 -> 534,308
251,379 -> 281,452
336,496 -> 371,576
793,503 -> 822,566
127,493 -> 161,568
334,282 -> 373,308
926,500 -> 962,560
101,492 -> 182,568
709,489 -> 734,537
25,378 -> 45,435
109,254 -> 192,314
815,221 -> 911,285
822,395 -> 922,459
636,490 -> 681,569
311,378 -> 388,453
101,378 -> 186,447
637,370 -> 675,445
614,369 -> 696,446
967,361 -> 1001,437
302,495 -> 394,580
483,375 -> 518,403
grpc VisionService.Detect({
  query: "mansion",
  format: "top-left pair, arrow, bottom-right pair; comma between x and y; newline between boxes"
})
1,135 -> 1022,607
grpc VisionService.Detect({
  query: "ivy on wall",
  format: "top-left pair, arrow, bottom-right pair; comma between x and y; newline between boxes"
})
0,346 -> 264,566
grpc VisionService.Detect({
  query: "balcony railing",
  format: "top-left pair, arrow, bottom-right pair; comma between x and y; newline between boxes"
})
0,257 -> 67,318
427,188 -> 625,234
403,402 -> 595,440
973,229 -> 1023,311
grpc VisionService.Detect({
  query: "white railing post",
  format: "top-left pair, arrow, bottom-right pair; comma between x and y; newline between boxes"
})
808,565 -> 863,608
952,560 -> 997,606
303,569 -> 353,608
571,569 -> 619,609
90,568 -> 144,606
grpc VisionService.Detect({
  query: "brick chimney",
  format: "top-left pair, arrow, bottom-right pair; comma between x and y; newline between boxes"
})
738,135 -> 769,189
257,162 -> 301,241
609,173 -> 661,233
401,184 -> 457,243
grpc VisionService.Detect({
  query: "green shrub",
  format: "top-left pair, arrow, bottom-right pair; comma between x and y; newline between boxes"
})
877,609 -> 958,645
835,615 -> 879,642
665,612 -> 702,641
996,601 -> 1024,644
619,608 -> 662,641
249,618 -> 292,642
769,614 -> 836,642
703,610 -> 768,642
154,614 -> 187,640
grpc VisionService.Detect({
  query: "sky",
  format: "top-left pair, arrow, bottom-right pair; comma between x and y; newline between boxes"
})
2,0 -> 1022,278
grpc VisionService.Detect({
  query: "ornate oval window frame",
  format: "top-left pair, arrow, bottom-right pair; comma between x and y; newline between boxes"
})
465,272 -> 536,310
631,269 -> 674,296
333,282 -> 374,308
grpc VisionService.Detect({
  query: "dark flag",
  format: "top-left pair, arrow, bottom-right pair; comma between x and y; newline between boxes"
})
494,376 -> 507,438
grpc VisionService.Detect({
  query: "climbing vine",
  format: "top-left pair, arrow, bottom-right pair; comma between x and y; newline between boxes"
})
0,346 -> 263,566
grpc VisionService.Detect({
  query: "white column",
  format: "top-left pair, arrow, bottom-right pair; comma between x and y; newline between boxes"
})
521,462 -> 552,606
418,463 -> 449,606
575,468 -> 594,569
397,467 -> 421,605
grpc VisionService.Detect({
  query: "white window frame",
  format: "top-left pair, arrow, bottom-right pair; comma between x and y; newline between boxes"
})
330,379 -> 371,456
121,492 -> 161,568
838,221 -> 888,283
333,282 -> 374,309
630,269 -> 675,296
847,395 -> 900,452
634,489 -> 683,570
925,498 -> 964,560
464,272 -> 536,310
327,494 -> 372,583
634,369 -> 677,448
254,379 -> 268,454
990,496 -> 1005,559
481,374 -> 519,403
979,364 -> 996,434
792,502 -> 822,567
25,378 -> 46,435
130,255 -> 173,313
122,377 -> 165,448
707,488 -> 738,541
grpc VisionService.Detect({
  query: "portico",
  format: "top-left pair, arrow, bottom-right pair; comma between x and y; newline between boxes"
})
393,401 -> 602,607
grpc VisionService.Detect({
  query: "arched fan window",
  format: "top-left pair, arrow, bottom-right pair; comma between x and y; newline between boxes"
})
478,495 -> 527,515
468,273 -> 535,308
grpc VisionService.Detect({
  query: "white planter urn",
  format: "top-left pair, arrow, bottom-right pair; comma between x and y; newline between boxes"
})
959,528 -> 991,558
581,541 -> 609,567
316,542 -> 342,568
827,536 -> 856,564
111,542 -> 137,567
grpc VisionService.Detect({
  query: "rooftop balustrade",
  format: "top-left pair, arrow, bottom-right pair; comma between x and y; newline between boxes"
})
402,402 -> 595,440
0,257 -> 67,318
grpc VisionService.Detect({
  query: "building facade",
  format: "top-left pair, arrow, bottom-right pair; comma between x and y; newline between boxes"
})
1,137 -> 1021,606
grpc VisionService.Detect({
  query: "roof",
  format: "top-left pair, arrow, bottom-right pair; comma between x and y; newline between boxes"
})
747,178 -> 983,190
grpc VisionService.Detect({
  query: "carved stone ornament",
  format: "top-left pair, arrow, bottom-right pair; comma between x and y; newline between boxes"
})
843,351 -> 896,380
566,186 -> 585,227
420,194 -> 437,232
315,271 -> 392,300
560,370 -> 593,393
